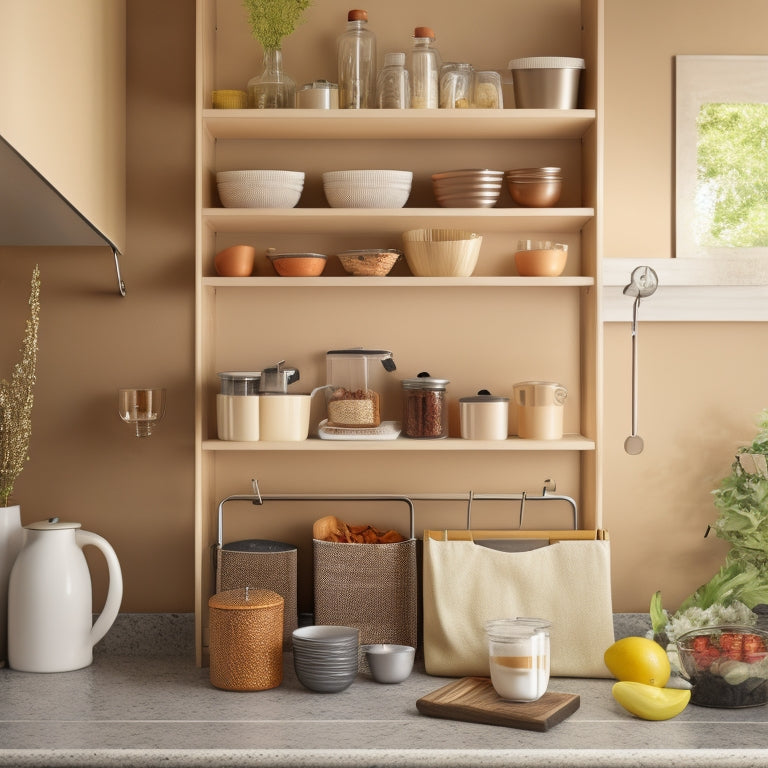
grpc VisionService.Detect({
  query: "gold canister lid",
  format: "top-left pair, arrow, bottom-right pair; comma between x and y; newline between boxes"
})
208,587 -> 283,610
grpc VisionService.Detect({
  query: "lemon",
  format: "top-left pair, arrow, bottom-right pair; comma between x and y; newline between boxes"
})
612,681 -> 690,721
604,636 -> 671,687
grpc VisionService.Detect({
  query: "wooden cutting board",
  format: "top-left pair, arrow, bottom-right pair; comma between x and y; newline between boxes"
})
416,677 -> 580,732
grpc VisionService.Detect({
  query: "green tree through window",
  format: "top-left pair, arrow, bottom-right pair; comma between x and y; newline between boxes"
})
696,103 -> 768,248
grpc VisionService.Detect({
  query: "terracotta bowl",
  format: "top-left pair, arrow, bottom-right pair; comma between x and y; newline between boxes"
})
214,245 -> 256,277
514,246 -> 568,277
267,252 -> 327,277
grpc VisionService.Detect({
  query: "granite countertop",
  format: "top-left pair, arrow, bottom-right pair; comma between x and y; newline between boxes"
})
1,614 -> 768,768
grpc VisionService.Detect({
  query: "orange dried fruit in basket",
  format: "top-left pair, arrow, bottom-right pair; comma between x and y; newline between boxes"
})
313,515 -> 405,544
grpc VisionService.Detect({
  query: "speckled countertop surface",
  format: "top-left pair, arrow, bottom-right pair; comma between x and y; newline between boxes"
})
2,614 -> 768,768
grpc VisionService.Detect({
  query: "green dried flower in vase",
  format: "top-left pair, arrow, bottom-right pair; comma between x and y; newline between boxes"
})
0,266 -> 41,508
242,0 -> 312,109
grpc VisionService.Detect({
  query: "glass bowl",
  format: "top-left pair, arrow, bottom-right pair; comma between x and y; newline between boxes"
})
675,624 -> 768,708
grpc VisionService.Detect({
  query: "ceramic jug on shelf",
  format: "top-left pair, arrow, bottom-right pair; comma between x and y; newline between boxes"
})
7,517 -> 123,672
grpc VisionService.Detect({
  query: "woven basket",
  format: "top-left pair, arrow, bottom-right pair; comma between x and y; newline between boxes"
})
337,249 -> 402,276
313,537 -> 418,649
215,540 -> 298,649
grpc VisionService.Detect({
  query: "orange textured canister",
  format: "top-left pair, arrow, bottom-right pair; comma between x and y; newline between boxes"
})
208,587 -> 284,691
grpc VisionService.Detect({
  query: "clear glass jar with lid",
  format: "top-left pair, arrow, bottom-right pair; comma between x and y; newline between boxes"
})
376,51 -> 410,108
439,62 -> 473,109
325,348 -> 397,428
337,9 -> 377,109
401,371 -> 449,438
408,27 -> 440,109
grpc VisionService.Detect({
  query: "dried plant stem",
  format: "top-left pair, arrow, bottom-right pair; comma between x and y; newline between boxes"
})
242,0 -> 312,50
0,266 -> 40,507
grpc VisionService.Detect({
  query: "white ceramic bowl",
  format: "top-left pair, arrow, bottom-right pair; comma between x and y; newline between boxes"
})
322,170 -> 413,209
402,228 -> 482,277
362,644 -> 415,684
216,170 -> 305,208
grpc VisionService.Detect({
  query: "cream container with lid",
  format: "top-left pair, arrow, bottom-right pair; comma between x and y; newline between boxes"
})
217,372 -> 261,441
459,390 -> 509,440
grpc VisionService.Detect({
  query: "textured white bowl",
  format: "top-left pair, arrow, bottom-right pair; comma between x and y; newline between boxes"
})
322,170 -> 412,209
402,229 -> 482,277
216,170 -> 305,208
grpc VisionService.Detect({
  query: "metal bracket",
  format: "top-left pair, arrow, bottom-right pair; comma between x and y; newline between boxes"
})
113,246 -> 126,297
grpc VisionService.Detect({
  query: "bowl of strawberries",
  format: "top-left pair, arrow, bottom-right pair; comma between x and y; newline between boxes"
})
676,625 -> 768,707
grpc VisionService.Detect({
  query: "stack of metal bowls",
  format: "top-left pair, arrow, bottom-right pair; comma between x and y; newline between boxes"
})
505,167 -> 563,207
431,169 -> 505,208
292,625 -> 360,693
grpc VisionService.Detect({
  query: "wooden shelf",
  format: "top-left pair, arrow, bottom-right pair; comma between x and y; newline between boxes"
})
202,276 -> 595,288
203,108 -> 596,141
203,435 -> 595,451
202,207 -> 595,235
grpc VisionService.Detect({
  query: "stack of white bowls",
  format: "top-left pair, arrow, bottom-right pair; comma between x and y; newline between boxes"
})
216,170 -> 305,208
431,169 -> 504,208
322,170 -> 412,209
292,625 -> 360,693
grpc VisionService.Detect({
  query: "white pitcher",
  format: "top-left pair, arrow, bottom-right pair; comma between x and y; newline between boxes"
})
7,517 -> 123,672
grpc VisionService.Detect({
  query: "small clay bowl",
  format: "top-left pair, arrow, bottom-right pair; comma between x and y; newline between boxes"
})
214,244 -> 256,277
267,252 -> 327,277
514,246 -> 568,277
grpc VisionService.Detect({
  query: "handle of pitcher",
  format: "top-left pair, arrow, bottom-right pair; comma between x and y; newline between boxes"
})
76,529 -> 124,648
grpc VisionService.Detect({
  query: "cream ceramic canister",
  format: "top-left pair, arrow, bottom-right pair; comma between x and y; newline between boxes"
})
8,518 -> 123,672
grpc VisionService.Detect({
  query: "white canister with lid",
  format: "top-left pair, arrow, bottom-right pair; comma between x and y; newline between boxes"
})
217,372 -> 261,441
513,381 -> 567,440
459,390 -> 509,440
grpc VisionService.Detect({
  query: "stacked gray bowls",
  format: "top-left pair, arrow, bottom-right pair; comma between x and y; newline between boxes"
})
292,625 -> 360,693
431,168 -> 505,208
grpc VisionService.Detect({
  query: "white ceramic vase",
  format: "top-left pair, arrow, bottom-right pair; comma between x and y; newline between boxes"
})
0,504 -> 24,665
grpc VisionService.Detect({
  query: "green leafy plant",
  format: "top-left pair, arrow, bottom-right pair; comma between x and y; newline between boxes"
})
242,0 -> 312,50
0,266 -> 41,507
653,409 -> 768,642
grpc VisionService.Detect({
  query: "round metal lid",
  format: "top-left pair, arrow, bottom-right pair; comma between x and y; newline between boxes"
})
401,372 -> 449,390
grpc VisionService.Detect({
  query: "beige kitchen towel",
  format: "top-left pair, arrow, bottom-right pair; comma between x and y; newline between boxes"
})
423,534 -> 614,678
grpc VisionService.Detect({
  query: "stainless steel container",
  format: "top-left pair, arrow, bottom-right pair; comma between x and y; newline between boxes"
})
507,57 -> 585,109
296,80 -> 339,109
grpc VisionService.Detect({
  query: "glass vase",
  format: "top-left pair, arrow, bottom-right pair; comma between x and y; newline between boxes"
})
247,47 -> 296,109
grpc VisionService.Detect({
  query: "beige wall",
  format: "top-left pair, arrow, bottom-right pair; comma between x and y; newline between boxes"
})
603,0 -> 768,612
0,0 -> 766,615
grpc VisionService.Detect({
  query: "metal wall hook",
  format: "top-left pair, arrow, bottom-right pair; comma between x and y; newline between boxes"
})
622,265 -> 658,455
112,246 -> 126,297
